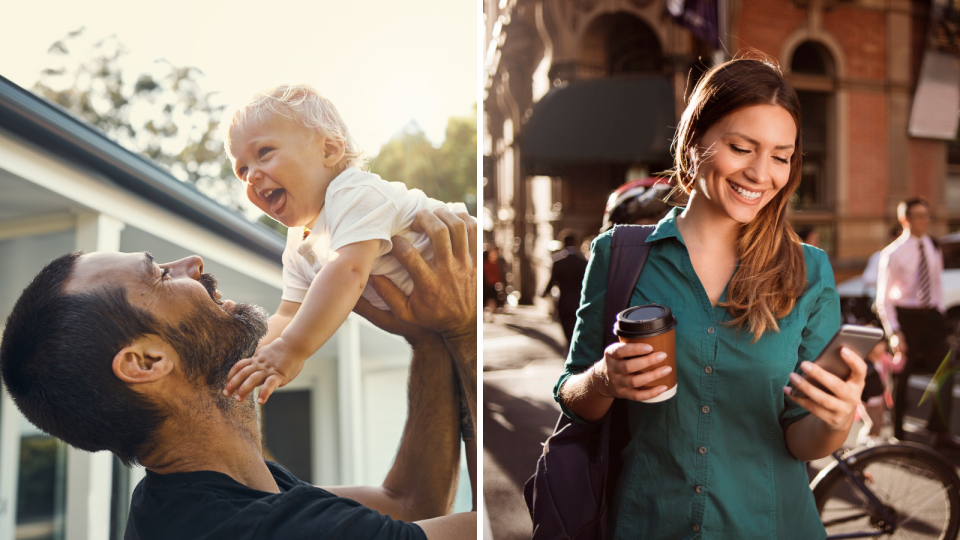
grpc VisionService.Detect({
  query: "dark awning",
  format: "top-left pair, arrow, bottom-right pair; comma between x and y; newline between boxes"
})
521,75 -> 675,174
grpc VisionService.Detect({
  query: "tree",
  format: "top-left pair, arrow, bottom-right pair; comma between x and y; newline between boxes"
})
368,106 -> 477,217
32,28 -> 248,215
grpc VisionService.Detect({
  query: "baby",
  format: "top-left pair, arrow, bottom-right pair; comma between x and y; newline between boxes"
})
220,84 -> 466,404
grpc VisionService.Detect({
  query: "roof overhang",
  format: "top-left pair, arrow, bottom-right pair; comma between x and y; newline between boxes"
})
0,74 -> 284,261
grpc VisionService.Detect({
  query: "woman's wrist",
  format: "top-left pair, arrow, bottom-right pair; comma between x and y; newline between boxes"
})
589,363 -> 614,399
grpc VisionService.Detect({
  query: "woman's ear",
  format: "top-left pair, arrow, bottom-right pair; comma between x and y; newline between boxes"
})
113,334 -> 176,384
321,137 -> 346,168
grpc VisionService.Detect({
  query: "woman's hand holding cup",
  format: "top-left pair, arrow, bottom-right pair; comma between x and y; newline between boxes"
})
785,347 -> 868,431
593,341 -> 674,402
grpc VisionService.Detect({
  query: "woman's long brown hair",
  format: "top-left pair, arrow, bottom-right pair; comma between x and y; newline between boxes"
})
671,58 -> 807,342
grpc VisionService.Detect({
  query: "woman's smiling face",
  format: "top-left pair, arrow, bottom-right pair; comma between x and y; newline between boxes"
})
692,103 -> 797,224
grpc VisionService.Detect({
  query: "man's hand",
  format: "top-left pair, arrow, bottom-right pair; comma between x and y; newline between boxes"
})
352,297 -> 440,348
369,207 -> 477,343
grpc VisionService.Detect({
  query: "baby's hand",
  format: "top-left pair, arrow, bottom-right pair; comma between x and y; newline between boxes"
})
223,339 -> 306,404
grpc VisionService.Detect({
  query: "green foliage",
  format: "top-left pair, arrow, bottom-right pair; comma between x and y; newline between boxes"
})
32,28 -> 244,212
368,105 -> 477,216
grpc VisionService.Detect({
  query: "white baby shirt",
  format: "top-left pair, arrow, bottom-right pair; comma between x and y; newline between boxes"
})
281,167 -> 467,310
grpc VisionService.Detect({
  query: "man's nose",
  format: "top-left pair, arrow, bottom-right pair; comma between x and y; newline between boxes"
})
166,256 -> 204,280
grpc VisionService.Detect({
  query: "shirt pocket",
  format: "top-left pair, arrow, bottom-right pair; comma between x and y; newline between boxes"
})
735,308 -> 802,365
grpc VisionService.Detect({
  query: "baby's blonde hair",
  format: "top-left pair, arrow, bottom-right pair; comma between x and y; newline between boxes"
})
221,84 -> 367,171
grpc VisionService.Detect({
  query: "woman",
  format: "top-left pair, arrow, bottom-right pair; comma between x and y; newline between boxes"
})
553,58 -> 866,539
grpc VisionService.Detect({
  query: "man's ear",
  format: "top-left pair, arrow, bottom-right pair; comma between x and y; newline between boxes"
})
112,334 -> 176,384
321,137 -> 346,168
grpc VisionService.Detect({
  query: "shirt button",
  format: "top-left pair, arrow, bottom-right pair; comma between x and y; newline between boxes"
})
693,524 -> 701,532
701,406 -> 710,414
696,485 -> 703,494
698,446 -> 707,454
306,254 -> 316,264
707,327 -> 715,334
704,366 -> 713,374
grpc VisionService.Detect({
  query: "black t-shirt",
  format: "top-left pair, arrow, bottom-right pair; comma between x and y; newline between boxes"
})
124,461 -> 427,540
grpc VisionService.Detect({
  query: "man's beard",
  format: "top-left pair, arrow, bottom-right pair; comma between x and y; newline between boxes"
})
161,274 -> 269,396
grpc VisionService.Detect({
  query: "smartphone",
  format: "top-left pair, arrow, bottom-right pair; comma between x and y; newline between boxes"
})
791,324 -> 885,399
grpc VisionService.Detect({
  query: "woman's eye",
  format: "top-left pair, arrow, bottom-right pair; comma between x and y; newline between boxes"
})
774,156 -> 790,165
730,144 -> 749,154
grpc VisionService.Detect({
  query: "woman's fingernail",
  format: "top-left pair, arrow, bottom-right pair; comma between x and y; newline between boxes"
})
658,386 -> 668,393
657,352 -> 667,361
789,372 -> 802,383
640,344 -> 653,353
661,367 -> 672,375
800,361 -> 813,372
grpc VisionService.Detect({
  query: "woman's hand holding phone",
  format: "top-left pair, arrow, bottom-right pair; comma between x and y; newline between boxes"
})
593,341 -> 673,402
784,347 -> 868,431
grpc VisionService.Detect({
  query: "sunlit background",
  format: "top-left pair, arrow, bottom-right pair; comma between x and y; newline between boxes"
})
0,2 -> 477,539
1,0 -> 478,222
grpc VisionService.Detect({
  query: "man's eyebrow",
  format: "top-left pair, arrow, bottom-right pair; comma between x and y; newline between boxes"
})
141,252 -> 156,280
726,131 -> 794,151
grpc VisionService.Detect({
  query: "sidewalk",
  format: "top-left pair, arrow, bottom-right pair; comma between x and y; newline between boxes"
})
483,304 -> 566,540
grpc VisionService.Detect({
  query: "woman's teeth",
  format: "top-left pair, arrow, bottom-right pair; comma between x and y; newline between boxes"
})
729,181 -> 761,200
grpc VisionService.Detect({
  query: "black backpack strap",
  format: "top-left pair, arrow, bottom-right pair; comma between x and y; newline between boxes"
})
604,224 -> 656,348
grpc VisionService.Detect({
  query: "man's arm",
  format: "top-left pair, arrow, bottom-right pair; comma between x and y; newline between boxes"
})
328,207 -> 478,526
324,320 -> 460,521
369,208 -> 478,506
875,250 -> 905,353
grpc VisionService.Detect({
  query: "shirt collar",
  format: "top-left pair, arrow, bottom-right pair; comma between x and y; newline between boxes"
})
646,206 -> 685,245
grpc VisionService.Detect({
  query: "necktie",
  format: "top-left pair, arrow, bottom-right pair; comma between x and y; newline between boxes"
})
918,239 -> 932,307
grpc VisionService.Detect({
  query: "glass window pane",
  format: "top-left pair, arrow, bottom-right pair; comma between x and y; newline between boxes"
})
16,414 -> 66,540
262,390 -> 313,483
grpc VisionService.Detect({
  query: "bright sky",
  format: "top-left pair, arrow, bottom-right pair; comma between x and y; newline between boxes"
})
0,0 -> 477,156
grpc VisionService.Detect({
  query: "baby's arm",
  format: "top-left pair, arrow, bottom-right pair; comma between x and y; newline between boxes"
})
224,239 -> 381,404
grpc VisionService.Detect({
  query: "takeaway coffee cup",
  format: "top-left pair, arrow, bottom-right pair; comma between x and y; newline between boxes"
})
614,304 -> 678,403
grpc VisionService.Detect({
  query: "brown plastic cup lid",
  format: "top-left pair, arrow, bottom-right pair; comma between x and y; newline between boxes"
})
615,304 -> 677,338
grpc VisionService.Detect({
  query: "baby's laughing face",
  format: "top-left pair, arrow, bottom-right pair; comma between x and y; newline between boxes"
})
228,114 -> 343,229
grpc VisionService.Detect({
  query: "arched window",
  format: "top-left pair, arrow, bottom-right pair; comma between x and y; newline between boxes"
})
580,14 -> 665,77
790,41 -> 836,212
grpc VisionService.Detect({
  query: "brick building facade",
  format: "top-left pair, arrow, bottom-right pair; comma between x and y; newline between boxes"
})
484,0 -> 954,303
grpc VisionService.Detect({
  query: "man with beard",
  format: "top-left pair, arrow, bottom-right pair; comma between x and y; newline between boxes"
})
0,209 -> 476,539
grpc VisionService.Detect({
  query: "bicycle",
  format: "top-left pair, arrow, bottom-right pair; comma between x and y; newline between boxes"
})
811,441 -> 960,539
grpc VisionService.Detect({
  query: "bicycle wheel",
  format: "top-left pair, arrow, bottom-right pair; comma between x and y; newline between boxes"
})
813,443 -> 960,539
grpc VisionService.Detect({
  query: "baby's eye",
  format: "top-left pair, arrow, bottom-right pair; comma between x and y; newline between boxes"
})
237,167 -> 248,180
258,147 -> 272,158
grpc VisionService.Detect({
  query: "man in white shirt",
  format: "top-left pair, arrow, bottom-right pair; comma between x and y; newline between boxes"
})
877,197 -> 956,448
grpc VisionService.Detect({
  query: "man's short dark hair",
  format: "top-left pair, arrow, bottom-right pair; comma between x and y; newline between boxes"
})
0,252 -> 167,466
898,197 -> 930,220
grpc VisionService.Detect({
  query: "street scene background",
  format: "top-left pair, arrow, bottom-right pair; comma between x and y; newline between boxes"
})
483,0 -> 960,538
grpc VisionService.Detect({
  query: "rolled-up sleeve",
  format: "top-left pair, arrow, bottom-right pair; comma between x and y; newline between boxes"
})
553,231 -> 613,425
781,249 -> 841,431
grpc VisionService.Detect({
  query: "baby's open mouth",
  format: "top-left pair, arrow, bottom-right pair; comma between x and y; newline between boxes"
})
262,188 -> 286,214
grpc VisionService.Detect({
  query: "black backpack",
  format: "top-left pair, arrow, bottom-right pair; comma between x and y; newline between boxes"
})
523,225 -> 655,540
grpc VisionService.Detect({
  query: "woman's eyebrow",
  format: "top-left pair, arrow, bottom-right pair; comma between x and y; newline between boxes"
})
726,131 -> 794,151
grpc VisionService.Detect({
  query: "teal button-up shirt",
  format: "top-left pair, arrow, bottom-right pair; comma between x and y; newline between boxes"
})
554,208 -> 839,540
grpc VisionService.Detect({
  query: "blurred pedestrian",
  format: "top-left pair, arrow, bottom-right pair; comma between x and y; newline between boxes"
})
858,338 -> 898,446
876,197 -> 958,450
541,236 -> 588,350
600,177 -> 673,232
483,246 -> 505,321
862,223 -> 903,294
